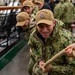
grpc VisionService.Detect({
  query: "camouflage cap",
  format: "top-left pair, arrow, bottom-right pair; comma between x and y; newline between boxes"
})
35,0 -> 44,4
16,12 -> 29,26
23,1 -> 33,8
36,9 -> 54,25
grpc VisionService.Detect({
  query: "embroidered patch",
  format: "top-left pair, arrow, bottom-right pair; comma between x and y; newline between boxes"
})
24,2 -> 28,5
40,13 -> 46,19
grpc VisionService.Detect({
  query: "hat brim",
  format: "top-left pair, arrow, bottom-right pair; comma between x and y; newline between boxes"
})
37,19 -> 53,26
23,5 -> 31,8
35,1 -> 42,4
16,21 -> 25,26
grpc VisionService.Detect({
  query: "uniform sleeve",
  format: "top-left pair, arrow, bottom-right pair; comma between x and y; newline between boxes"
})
51,65 -> 75,75
51,28 -> 75,75
28,34 -> 42,62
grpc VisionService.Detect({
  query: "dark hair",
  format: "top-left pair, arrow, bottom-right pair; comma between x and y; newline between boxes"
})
21,6 -> 25,12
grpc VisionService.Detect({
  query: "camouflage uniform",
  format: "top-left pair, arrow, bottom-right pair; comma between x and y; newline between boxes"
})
25,6 -> 38,41
24,24 -> 36,41
60,0 -> 74,31
54,0 -> 64,19
31,6 -> 38,22
20,1 -> 38,41
28,20 -> 75,75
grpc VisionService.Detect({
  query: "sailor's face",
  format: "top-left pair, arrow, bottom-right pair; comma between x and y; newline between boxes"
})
37,23 -> 54,38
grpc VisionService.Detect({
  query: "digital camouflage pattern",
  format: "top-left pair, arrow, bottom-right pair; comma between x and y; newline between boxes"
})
31,6 -> 38,22
54,0 -> 75,31
61,0 -> 74,31
54,0 -> 64,19
24,26 -> 36,41
61,0 -> 74,23
28,20 -> 75,75
24,6 -> 38,41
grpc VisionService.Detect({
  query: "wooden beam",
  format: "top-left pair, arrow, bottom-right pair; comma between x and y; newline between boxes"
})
0,6 -> 22,10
